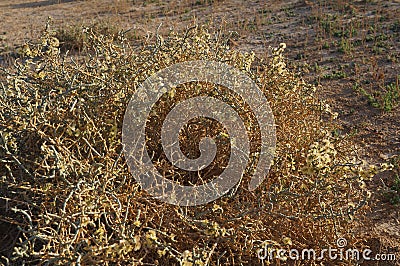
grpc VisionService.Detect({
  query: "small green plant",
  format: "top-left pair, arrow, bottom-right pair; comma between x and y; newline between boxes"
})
357,86 -> 380,108
319,14 -> 338,36
382,82 -> 400,111
338,38 -> 353,54
353,81 -> 399,111
322,70 -> 347,79
385,174 -> 400,205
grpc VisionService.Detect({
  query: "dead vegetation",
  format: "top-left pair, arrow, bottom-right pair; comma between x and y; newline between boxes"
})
0,17 -> 395,265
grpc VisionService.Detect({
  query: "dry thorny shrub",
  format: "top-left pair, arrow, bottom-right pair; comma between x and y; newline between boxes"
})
0,21 -> 393,265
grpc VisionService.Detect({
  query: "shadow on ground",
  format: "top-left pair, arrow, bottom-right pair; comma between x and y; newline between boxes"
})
11,0 -> 75,9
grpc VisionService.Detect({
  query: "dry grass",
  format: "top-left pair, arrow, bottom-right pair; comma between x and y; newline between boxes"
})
0,14 -> 396,266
